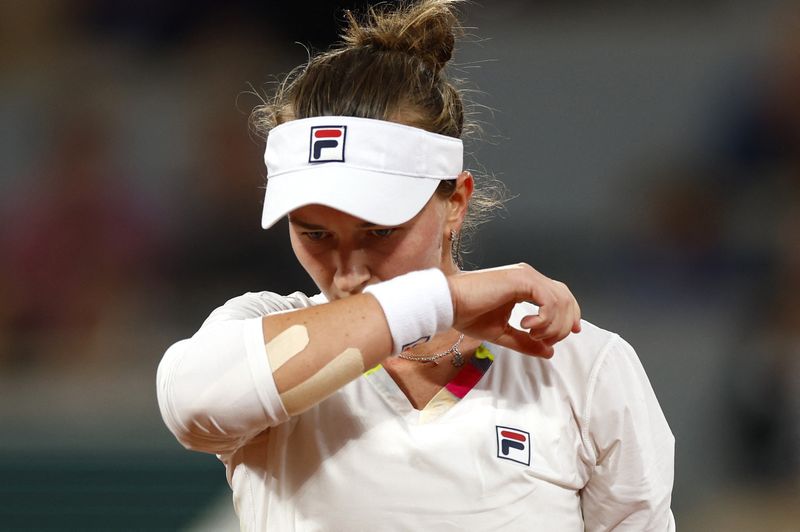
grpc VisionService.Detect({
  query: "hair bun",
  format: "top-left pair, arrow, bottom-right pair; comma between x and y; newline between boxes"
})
342,0 -> 462,75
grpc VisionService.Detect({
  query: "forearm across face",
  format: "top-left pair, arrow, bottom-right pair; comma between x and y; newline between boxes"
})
157,298 -> 390,453
157,265 -> 578,453
265,263 -> 583,416
157,268 -> 455,453
265,268 -> 455,415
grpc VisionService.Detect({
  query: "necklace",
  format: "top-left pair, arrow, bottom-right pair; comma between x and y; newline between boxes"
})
397,334 -> 465,367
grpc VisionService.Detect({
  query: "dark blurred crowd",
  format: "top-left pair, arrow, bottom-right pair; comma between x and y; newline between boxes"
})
624,17 -> 800,484
0,1 -> 327,372
717,25 -> 800,483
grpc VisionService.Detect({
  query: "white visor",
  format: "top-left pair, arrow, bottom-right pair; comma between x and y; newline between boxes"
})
261,116 -> 463,229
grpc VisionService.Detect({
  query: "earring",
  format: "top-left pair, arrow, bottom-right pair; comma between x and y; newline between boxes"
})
449,229 -> 463,270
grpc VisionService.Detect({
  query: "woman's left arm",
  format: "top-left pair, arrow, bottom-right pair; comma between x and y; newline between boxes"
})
580,336 -> 676,532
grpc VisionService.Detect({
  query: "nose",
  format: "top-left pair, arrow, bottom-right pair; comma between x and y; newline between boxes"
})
333,249 -> 371,295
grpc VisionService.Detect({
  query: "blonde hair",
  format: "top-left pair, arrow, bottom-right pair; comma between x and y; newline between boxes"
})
251,0 -> 506,263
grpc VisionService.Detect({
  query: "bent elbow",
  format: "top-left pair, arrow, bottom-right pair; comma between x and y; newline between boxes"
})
156,330 -> 281,454
155,340 -> 231,453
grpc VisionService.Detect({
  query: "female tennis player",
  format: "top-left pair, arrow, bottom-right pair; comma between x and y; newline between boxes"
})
157,1 -> 675,529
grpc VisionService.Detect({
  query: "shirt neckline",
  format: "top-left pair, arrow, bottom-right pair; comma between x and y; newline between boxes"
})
363,344 -> 496,424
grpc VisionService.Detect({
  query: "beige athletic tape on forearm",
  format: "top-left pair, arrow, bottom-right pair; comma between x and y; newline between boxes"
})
279,348 -> 365,416
266,325 -> 309,371
265,325 -> 365,415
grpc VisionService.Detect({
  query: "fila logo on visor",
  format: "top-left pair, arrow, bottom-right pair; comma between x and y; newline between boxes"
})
309,125 -> 347,163
496,426 -> 531,466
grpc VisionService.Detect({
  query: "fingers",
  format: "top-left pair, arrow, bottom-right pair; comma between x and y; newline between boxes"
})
519,284 -> 580,346
494,325 -> 555,358
449,262 -> 582,356
521,314 -> 566,346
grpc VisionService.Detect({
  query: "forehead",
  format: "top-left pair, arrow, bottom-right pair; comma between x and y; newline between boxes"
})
289,197 -> 441,229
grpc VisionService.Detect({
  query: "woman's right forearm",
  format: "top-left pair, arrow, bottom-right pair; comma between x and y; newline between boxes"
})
157,269 -> 452,453
263,293 -> 393,414
264,268 -> 454,415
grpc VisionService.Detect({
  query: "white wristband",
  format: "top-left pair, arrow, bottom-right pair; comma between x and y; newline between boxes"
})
364,268 -> 454,355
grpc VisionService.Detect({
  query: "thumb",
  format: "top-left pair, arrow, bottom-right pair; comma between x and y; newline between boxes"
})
492,324 -> 555,359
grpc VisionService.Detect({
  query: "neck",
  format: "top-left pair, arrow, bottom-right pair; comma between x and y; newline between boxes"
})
401,329 -> 461,355
382,329 -> 481,408
392,329 -> 480,373
440,258 -> 460,277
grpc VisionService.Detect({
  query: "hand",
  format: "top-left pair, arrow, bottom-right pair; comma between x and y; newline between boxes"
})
447,263 -> 581,357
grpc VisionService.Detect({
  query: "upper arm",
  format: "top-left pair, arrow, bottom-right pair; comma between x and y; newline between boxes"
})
580,337 -> 676,532
156,291 -> 313,453
156,318 -> 289,453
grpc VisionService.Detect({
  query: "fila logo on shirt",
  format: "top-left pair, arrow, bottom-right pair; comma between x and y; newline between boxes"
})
496,425 -> 531,466
309,126 -> 347,163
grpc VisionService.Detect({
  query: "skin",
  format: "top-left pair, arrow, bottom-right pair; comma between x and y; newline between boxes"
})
285,172 -> 471,405
263,171 -> 582,410
288,175 -> 466,300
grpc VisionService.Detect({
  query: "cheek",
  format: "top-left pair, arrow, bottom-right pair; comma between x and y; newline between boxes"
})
373,224 -> 443,278
409,224 -> 443,260
290,234 -> 333,283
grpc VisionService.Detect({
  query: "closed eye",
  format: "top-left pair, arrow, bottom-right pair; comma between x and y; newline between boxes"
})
303,231 -> 331,241
369,228 -> 396,238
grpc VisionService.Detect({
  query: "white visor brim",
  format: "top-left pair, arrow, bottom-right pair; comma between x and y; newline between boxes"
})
261,116 -> 463,229
261,166 -> 442,229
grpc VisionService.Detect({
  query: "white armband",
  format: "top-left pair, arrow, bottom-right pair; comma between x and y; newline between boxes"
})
364,268 -> 454,354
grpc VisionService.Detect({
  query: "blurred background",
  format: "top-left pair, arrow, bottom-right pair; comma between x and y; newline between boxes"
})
1,0 -> 798,529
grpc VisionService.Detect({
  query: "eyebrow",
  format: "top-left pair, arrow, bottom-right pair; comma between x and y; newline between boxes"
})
289,217 -> 383,230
